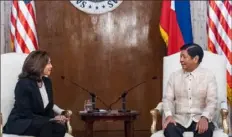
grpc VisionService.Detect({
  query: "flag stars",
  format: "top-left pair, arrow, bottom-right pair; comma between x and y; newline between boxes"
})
23,0 -> 31,4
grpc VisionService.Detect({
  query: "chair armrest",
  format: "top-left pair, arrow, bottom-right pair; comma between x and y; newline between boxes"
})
221,108 -> 229,134
53,104 -> 72,134
150,102 -> 163,134
61,110 -> 72,118
61,110 -> 73,135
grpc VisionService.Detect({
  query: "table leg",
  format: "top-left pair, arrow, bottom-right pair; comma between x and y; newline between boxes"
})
85,121 -> 94,137
124,120 -> 134,137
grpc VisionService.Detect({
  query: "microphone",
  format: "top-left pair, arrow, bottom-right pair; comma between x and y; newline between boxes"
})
108,76 -> 157,112
61,76 -> 109,112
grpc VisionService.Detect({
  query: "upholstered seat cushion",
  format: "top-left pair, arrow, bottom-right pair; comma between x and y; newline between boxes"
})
151,129 -> 228,137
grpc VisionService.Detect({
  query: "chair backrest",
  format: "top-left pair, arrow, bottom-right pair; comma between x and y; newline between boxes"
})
1,53 -> 28,126
162,51 -> 227,127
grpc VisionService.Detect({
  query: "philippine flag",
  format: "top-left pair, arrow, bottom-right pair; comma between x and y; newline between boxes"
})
159,0 -> 193,55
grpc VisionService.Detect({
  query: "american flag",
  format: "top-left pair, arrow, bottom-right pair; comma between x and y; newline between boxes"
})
10,0 -> 38,53
207,0 -> 232,104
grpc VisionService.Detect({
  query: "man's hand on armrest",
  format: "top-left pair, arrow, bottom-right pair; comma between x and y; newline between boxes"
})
163,116 -> 176,129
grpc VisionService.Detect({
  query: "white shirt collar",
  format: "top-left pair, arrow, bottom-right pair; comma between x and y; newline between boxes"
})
183,65 -> 200,78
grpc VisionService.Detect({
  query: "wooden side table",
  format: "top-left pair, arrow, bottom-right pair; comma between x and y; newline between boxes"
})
79,110 -> 139,137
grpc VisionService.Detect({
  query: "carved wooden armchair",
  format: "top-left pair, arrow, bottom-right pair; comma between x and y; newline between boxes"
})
150,51 -> 229,137
0,53 -> 73,137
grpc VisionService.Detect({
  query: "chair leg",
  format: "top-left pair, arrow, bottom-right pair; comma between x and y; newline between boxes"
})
66,121 -> 72,134
221,109 -> 229,134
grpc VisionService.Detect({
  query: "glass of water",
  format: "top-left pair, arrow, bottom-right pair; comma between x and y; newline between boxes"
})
84,99 -> 93,112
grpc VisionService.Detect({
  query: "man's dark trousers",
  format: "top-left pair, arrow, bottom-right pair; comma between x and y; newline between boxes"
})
164,122 -> 215,137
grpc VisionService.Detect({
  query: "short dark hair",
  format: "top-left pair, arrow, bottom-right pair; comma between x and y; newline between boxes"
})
180,43 -> 204,64
19,50 -> 50,82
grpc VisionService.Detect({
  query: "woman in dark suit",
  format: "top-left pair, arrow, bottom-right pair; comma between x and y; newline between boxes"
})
3,50 -> 69,137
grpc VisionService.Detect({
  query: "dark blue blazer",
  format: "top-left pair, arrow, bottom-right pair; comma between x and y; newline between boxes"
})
3,76 -> 55,135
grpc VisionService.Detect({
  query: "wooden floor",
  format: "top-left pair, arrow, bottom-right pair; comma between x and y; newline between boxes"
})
73,130 -> 151,137
73,131 -> 232,137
